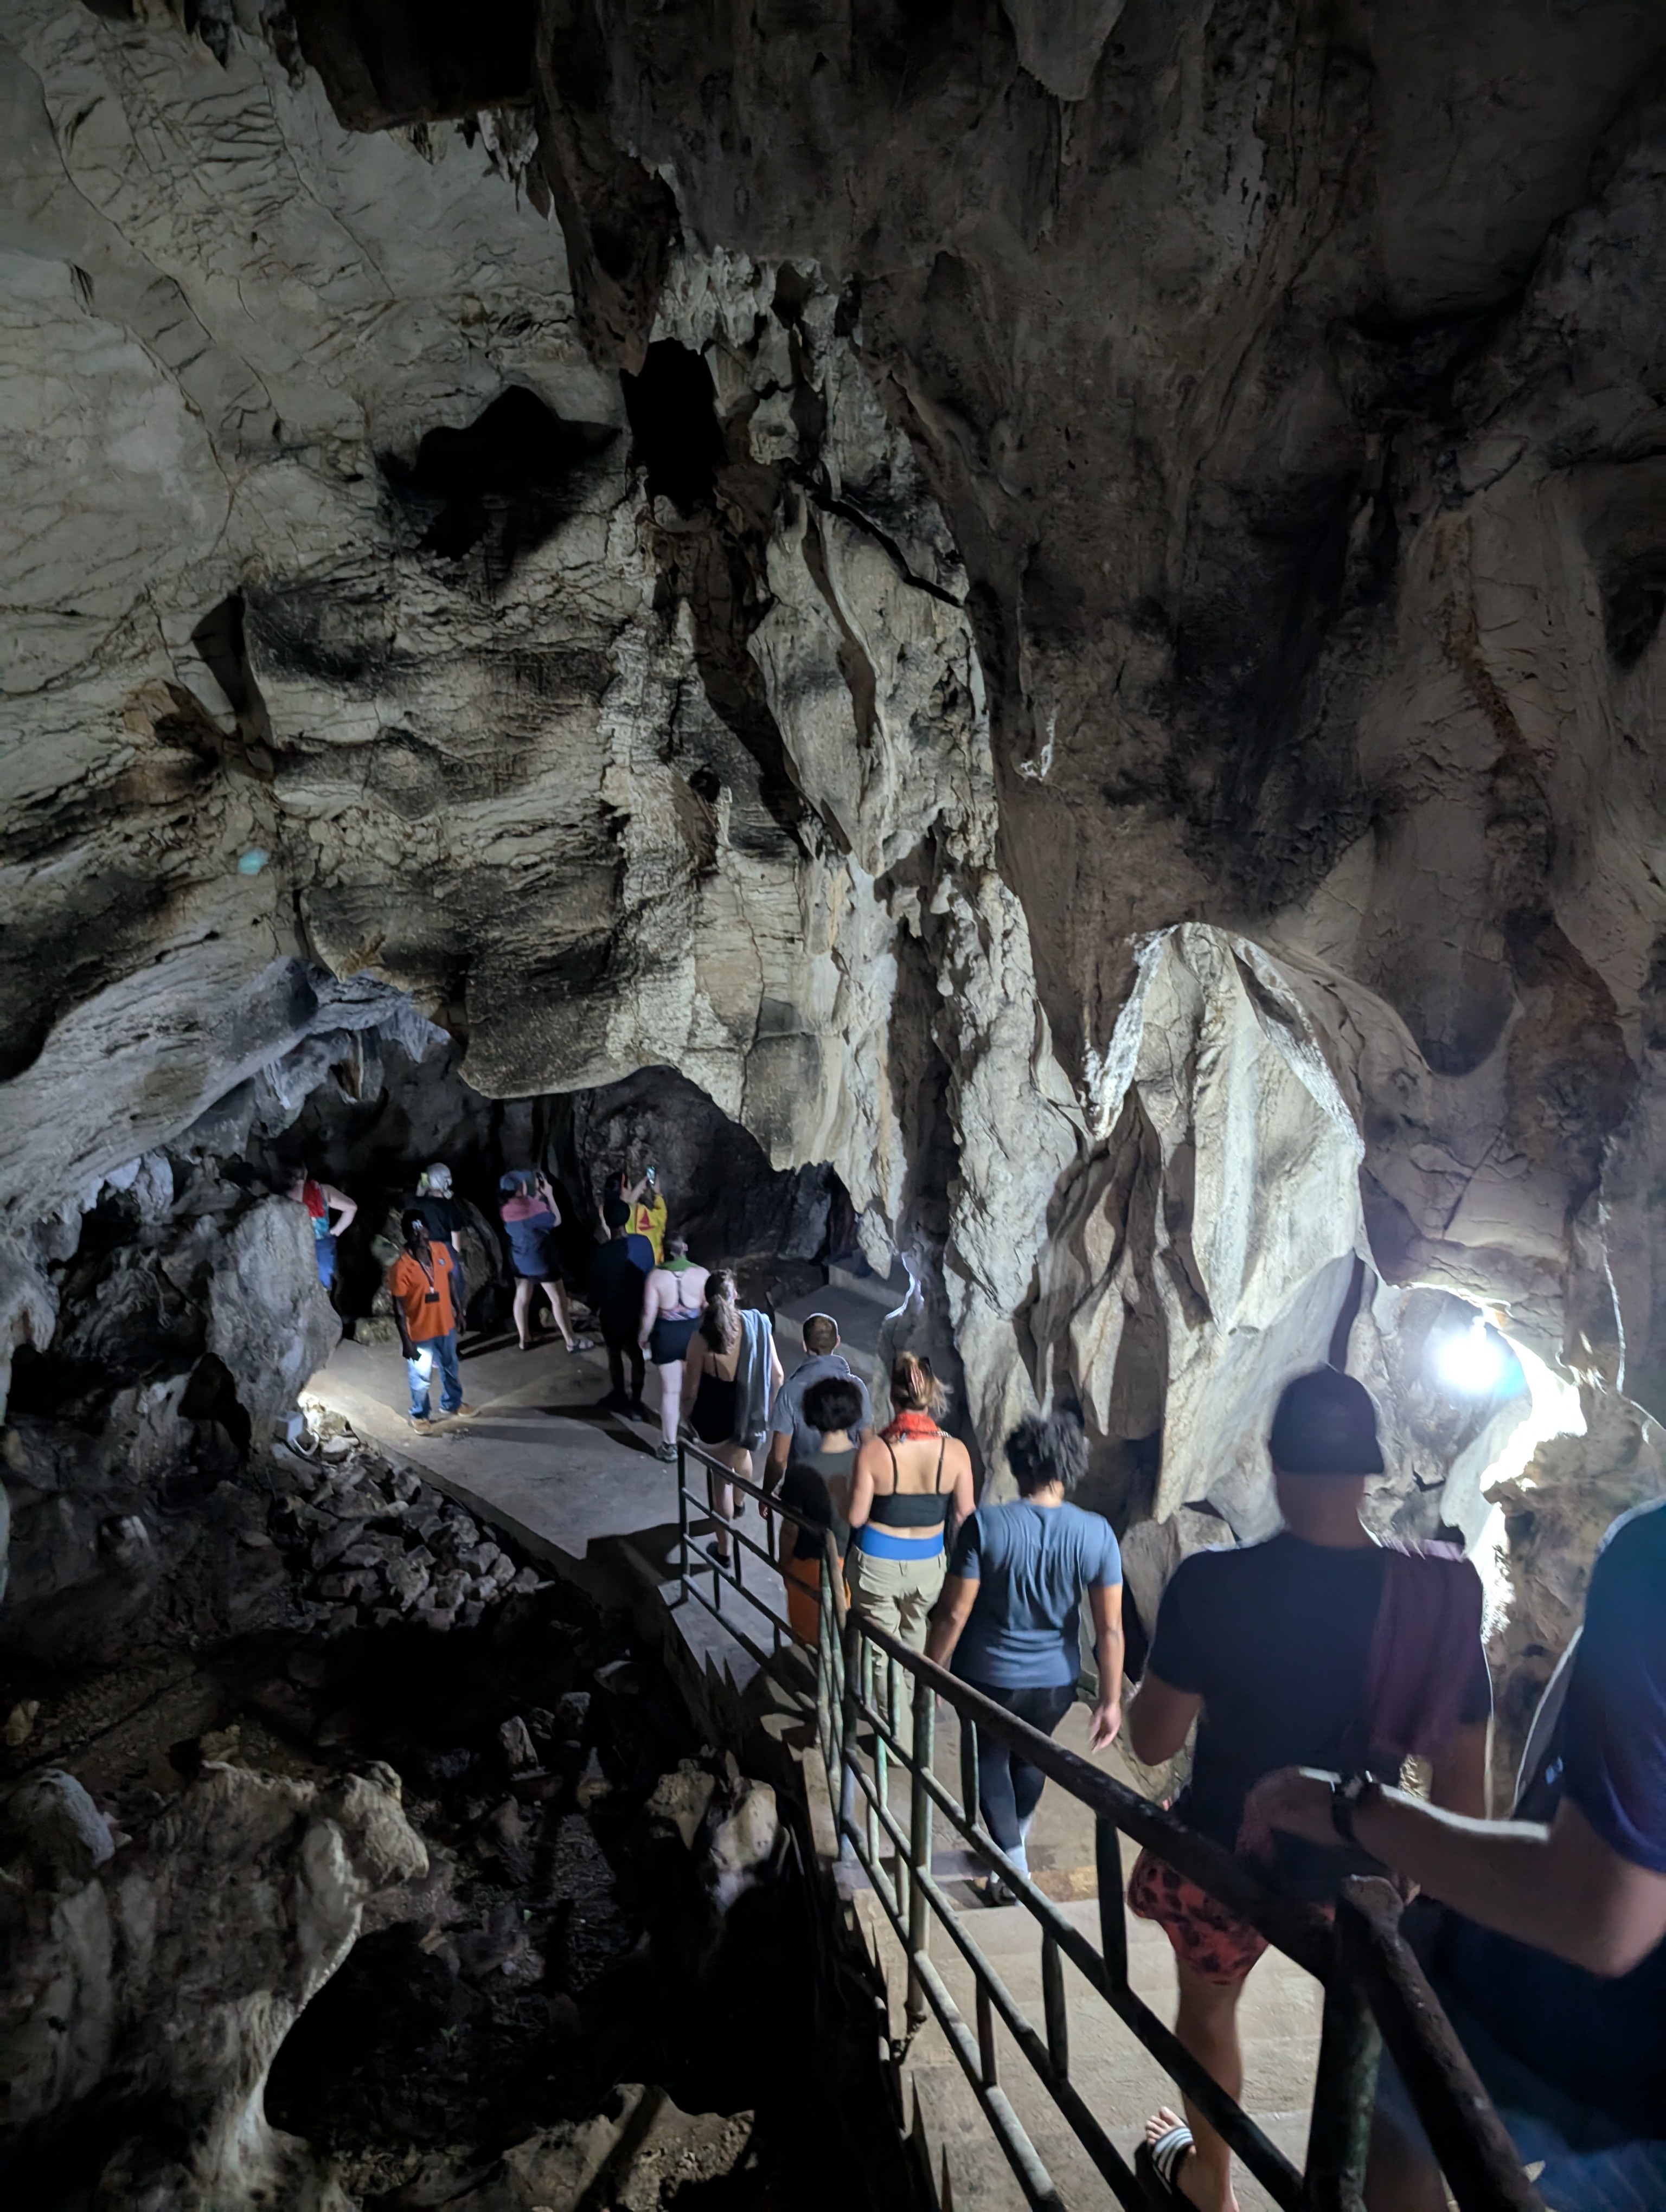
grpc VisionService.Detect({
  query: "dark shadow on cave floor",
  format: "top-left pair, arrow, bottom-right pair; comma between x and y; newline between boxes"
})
260,1585 -> 917,2212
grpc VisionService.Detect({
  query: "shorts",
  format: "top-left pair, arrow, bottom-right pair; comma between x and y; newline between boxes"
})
314,1233 -> 336,1288
1127,1849 -> 1270,1986
649,1314 -> 698,1364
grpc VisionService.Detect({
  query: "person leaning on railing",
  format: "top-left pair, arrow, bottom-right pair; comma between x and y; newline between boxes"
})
774,1375 -> 864,1645
845,1353 -> 976,1655
1124,1368 -> 1492,2212
1246,1493 -> 1666,2211
925,1410 -> 1124,1906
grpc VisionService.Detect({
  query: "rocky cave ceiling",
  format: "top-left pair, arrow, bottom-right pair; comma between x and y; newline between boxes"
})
6,0 -> 1666,1564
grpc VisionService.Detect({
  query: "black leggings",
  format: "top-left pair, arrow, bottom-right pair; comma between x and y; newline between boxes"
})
605,1332 -> 645,1400
966,1681 -> 1076,1853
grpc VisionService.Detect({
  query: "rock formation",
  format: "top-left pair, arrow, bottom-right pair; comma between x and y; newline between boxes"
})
2,1758 -> 425,2211
5,1 -> 1666,2198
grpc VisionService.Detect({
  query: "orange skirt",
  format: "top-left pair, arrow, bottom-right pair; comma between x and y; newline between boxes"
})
784,1550 -> 844,1645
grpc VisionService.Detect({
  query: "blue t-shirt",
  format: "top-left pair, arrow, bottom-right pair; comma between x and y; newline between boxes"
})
1442,1498 -> 1666,2137
770,1354 -> 875,1459
501,1198 -> 560,1278
623,1231 -> 655,1275
949,1500 -> 1122,1689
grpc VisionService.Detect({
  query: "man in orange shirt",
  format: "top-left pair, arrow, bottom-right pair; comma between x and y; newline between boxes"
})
388,1212 -> 471,1427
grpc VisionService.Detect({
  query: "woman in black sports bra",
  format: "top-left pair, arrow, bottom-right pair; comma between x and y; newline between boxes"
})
847,1352 -> 976,1656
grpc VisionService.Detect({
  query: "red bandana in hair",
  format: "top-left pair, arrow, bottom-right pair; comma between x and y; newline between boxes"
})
882,1410 -> 940,1442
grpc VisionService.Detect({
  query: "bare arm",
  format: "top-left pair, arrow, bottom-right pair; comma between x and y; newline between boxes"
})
947,1443 -> 976,1545
321,1184 -> 357,1234
388,1271 -> 413,1359
536,1175 -> 560,1226
765,1428 -> 792,1489
847,1439 -> 882,1533
1428,1718 -> 1490,1820
1244,1772 -> 1666,1978
768,1341 -> 784,1391
1127,1668 -> 1202,1769
682,1332 -> 709,1390
1086,1583 -> 1125,1751
925,1574 -> 979,1668
638,1276 -> 662,1349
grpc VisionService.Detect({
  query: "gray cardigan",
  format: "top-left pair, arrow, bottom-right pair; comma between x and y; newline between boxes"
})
734,1308 -> 776,1449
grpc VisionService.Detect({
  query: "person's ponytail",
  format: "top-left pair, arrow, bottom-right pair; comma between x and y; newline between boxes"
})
889,1351 -> 948,1418
700,1267 -> 740,1353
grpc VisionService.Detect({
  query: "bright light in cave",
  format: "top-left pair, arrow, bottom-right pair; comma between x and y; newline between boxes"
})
1434,1314 -> 1509,1394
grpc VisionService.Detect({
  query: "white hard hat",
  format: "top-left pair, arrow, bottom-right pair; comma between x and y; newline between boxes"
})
419,1163 -> 453,1195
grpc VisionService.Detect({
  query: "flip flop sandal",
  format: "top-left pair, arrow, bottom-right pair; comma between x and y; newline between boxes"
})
1136,2123 -> 1195,2204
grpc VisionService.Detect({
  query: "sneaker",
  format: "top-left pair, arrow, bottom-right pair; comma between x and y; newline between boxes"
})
656,1440 -> 678,1463
568,1335 -> 596,1354
627,1399 -> 649,1421
447,1402 -> 477,1420
407,1413 -> 433,1430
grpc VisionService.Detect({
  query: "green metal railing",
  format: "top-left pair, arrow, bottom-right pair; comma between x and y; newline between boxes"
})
671,1438 -> 1542,2212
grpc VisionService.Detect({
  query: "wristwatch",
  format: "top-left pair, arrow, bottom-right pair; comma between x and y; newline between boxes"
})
1330,1771 -> 1380,1844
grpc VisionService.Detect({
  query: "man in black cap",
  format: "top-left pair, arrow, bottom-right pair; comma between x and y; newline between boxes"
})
1125,1367 -> 1492,2212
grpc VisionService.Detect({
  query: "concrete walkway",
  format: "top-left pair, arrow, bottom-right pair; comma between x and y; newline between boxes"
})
306,1323 -> 1321,2212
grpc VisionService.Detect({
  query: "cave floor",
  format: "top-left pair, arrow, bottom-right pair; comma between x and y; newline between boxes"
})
310,1332 -> 802,1697
309,1331 -> 1320,2210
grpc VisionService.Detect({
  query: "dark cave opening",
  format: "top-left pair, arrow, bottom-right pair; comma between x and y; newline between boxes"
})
259,1040 -> 844,1336
620,342 -> 727,517
384,385 -> 619,583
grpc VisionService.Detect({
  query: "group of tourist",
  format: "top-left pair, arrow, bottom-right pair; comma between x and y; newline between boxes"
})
764,1347 -> 1665,2212
289,1147 -> 1664,2204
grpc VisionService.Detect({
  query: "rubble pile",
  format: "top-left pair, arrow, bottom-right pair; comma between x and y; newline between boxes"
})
271,1422 -> 549,1637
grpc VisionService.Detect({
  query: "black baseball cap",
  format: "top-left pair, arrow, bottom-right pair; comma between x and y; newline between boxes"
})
1268,1367 -> 1385,1475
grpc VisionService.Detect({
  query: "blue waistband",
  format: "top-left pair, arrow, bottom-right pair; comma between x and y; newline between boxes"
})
855,1525 -> 945,1561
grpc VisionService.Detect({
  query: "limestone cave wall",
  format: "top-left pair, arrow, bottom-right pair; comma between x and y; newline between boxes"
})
5,1 -> 1666,1689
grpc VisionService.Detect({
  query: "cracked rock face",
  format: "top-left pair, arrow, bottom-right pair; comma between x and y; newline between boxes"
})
5,5 -> 1666,1579
1,1759 -> 425,2210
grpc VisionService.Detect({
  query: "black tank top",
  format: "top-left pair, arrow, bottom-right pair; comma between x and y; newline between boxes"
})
870,1435 -> 951,1526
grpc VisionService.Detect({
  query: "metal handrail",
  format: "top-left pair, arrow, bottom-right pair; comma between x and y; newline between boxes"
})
668,1437 -> 1543,2212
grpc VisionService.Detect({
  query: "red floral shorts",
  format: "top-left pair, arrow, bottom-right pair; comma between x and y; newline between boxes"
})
1126,1847 -> 1269,1986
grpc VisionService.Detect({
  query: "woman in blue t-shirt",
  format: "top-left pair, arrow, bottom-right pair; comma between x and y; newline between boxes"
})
927,1411 -> 1124,1904
498,1169 -> 593,1355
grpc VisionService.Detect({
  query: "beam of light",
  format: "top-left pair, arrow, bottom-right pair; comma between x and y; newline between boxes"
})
1434,1315 -> 1508,1394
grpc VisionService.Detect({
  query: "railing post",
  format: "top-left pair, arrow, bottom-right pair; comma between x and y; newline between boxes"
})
1303,1943 -> 1380,2212
1095,1817 -> 1127,1991
959,1701 -> 981,1830
1042,1931 -> 1069,2081
676,1449 -> 690,1599
813,1536 -> 834,1771
906,1665 -> 935,2030
837,1606 -> 862,1862
864,1637 -> 883,1873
